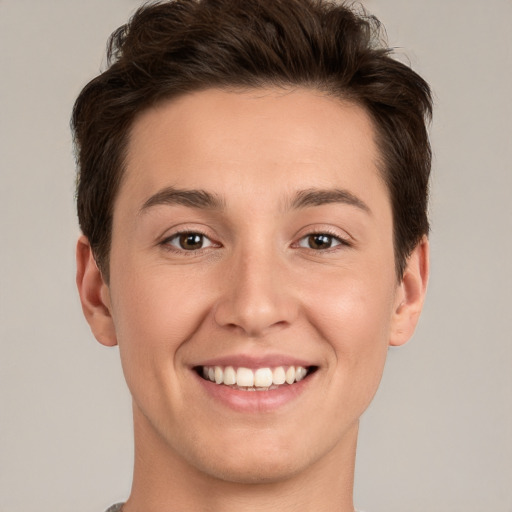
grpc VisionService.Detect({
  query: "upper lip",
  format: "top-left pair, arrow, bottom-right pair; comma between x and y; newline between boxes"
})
193,354 -> 316,369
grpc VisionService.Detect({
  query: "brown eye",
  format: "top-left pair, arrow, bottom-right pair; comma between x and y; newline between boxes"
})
298,233 -> 344,250
308,234 -> 333,249
165,232 -> 214,251
179,233 -> 204,250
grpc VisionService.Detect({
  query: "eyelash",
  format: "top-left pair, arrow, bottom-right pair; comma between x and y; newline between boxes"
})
160,230 -> 218,255
295,229 -> 352,251
160,229 -> 351,254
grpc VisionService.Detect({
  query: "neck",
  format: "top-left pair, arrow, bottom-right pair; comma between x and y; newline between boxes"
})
124,406 -> 358,512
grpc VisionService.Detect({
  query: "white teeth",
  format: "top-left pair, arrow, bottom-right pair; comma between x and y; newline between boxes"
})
254,368 -> 273,387
272,366 -> 286,385
295,366 -> 307,382
214,366 -> 223,384
201,365 -> 311,388
223,366 -> 236,385
285,366 -> 296,384
236,367 -> 254,387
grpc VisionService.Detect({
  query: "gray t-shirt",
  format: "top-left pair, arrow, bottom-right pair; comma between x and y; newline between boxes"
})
105,505 -> 123,512
105,505 -> 365,511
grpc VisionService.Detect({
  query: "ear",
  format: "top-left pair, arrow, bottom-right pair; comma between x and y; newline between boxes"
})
389,236 -> 429,347
76,235 -> 117,347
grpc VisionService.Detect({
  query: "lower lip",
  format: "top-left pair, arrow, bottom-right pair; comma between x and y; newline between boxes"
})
194,371 -> 315,413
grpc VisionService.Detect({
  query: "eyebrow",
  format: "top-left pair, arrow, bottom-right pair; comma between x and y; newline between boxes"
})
139,185 -> 370,215
289,188 -> 371,214
139,186 -> 225,213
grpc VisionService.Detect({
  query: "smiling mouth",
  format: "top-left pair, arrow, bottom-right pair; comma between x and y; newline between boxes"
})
195,365 -> 318,391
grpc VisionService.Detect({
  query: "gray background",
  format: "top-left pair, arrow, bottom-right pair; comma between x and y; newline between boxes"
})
1,1 -> 511,511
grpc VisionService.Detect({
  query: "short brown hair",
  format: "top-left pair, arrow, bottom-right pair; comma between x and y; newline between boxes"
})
72,0 -> 432,281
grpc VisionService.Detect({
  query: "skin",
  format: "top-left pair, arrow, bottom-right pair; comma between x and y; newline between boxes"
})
77,88 -> 428,512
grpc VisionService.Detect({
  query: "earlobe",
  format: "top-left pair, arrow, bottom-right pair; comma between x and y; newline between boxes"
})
389,236 -> 429,347
76,235 -> 118,347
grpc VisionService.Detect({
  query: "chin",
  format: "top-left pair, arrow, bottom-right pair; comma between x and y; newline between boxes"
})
195,451 -> 306,485
179,424 -> 332,486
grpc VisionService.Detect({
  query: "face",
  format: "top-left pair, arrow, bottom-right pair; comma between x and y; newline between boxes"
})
79,88 -> 427,484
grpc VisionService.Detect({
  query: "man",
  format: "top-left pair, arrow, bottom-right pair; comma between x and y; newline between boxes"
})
73,1 -> 432,510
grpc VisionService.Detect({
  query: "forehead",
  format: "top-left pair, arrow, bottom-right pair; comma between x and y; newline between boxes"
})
119,87 -> 388,213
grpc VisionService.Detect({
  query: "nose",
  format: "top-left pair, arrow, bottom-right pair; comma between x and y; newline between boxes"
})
213,247 -> 298,337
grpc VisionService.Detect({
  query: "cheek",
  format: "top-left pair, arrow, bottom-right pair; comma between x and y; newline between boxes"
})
110,258 -> 213,340
302,267 -> 396,403
304,264 -> 396,345
108,264 -> 213,403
